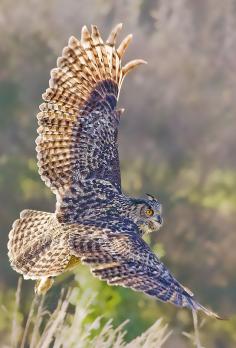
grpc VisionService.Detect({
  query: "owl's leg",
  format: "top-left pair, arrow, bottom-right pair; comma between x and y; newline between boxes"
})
65,255 -> 80,271
35,276 -> 54,295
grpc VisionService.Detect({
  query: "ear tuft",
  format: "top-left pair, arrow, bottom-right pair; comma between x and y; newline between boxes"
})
146,193 -> 156,201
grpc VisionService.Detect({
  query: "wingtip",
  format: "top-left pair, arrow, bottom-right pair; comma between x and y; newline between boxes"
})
139,59 -> 148,65
112,22 -> 123,33
81,25 -> 90,40
82,25 -> 89,32
91,24 -> 99,34
122,59 -> 148,76
117,22 -> 123,30
106,23 -> 123,45
68,35 -> 78,46
117,34 -> 133,58
209,311 -> 224,320
213,313 -> 228,321
200,304 -> 225,320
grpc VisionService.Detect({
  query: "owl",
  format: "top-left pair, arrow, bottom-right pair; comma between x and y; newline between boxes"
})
8,23 -> 220,319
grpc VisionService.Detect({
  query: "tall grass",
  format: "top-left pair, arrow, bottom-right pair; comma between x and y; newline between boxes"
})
5,279 -> 172,348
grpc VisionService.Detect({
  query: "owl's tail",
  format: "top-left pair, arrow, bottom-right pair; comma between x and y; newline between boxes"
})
8,209 -> 70,280
41,23 -> 146,115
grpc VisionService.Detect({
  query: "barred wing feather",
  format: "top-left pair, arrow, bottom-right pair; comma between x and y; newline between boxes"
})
36,24 -> 146,195
69,217 -> 221,319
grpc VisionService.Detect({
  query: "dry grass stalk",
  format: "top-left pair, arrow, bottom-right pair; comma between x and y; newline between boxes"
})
8,284 -> 171,348
11,277 -> 22,348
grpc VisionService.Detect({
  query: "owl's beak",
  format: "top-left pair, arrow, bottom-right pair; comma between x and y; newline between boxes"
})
157,215 -> 163,225
145,215 -> 163,234
153,215 -> 163,231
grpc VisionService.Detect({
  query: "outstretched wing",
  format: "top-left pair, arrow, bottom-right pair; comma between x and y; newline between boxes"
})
36,24 -> 146,195
68,216 -> 220,318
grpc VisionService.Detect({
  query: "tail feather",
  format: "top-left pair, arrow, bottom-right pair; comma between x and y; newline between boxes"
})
8,210 -> 70,279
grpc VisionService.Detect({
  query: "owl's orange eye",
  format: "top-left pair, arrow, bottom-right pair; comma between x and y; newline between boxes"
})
145,208 -> 154,217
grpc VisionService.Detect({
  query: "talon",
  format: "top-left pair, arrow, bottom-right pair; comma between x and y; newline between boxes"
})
35,277 -> 54,295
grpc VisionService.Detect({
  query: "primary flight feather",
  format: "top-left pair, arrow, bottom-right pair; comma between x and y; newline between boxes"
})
8,23 -> 220,319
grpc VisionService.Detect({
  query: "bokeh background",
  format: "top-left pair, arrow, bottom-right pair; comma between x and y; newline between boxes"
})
1,0 -> 236,347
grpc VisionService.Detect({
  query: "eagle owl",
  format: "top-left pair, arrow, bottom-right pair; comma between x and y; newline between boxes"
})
8,24 -> 220,319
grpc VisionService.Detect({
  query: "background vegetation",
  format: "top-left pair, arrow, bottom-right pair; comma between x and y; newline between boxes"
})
0,0 -> 236,347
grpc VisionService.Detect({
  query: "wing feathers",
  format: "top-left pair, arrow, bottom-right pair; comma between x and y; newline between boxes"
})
69,218 -> 221,319
36,24 -> 145,195
106,23 -> 123,46
117,34 -> 133,58
122,59 -> 147,77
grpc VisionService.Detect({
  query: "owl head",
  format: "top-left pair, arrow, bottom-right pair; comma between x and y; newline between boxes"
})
129,194 -> 163,235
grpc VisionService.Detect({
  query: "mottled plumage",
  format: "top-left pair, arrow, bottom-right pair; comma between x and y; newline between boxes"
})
8,24 -> 220,319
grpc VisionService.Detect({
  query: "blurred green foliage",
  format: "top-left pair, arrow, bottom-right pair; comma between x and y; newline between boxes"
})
0,0 -> 236,347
